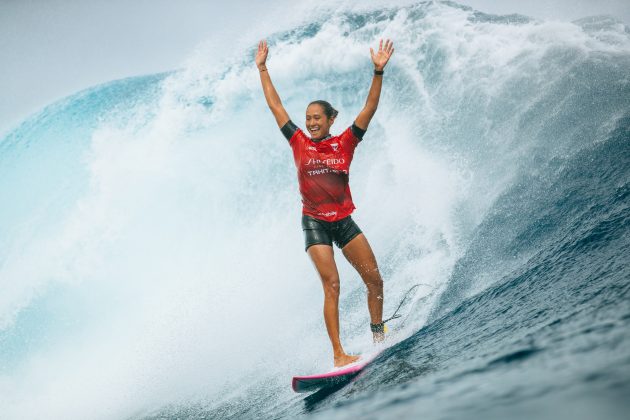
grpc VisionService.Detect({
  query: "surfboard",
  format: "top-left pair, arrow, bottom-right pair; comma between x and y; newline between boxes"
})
291,351 -> 382,393
291,284 -> 423,393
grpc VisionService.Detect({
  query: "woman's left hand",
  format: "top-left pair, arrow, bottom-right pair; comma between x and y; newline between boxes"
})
370,39 -> 394,71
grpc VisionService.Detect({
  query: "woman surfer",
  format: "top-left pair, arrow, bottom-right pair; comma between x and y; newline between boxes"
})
255,38 -> 394,367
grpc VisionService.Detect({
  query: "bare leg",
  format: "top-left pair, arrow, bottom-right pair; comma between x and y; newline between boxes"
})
307,244 -> 360,367
342,233 -> 385,342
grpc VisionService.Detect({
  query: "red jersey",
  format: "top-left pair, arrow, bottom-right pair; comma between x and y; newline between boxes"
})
285,124 -> 362,222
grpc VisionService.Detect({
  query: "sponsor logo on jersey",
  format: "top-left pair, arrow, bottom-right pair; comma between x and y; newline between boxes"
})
319,211 -> 337,217
306,168 -> 348,176
306,158 -> 346,166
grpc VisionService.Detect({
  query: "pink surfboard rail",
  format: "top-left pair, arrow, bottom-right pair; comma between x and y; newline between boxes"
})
292,351 -> 382,393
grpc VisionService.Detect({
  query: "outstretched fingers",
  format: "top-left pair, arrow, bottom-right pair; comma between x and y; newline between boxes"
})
383,39 -> 394,55
370,38 -> 394,68
375,39 -> 394,54
256,40 -> 269,66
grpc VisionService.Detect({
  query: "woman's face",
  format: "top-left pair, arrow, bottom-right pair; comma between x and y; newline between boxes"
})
306,104 -> 335,140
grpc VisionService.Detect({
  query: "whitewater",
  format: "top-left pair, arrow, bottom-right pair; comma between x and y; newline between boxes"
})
1,2 -> 629,419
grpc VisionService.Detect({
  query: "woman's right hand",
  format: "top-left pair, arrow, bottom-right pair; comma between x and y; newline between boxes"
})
255,40 -> 269,68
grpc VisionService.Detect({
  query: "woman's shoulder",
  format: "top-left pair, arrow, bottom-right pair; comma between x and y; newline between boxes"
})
335,125 -> 362,144
281,120 -> 311,145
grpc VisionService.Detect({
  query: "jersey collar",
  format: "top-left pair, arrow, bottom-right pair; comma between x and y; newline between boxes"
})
311,134 -> 332,143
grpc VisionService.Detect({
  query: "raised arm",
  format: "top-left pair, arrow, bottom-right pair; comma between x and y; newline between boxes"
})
255,40 -> 290,128
354,39 -> 394,131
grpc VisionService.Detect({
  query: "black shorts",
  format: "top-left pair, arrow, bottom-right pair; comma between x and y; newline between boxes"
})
301,214 -> 363,251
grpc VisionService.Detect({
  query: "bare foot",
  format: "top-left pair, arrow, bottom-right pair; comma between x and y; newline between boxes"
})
373,331 -> 385,343
334,353 -> 360,367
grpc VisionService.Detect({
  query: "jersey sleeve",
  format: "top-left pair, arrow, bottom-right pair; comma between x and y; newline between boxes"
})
280,120 -> 299,143
339,122 -> 365,151
351,122 -> 366,141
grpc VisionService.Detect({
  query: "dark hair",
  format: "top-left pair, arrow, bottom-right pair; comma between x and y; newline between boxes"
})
308,100 -> 338,119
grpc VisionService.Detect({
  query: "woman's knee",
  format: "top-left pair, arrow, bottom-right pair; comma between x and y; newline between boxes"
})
363,269 -> 383,291
322,275 -> 341,298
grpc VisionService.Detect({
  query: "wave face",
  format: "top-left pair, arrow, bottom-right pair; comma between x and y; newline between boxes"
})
1,2 -> 629,419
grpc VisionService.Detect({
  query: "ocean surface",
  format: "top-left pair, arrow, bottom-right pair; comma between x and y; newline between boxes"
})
1,2 -> 629,419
